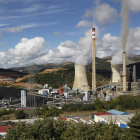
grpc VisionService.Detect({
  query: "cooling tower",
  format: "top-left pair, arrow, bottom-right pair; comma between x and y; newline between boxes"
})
111,64 -> 122,82
73,65 -> 90,91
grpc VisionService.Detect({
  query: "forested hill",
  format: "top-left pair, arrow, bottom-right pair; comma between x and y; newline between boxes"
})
0,68 -> 25,78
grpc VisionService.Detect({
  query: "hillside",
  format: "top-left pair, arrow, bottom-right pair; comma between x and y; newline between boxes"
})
1,56 -> 140,89
0,68 -> 26,79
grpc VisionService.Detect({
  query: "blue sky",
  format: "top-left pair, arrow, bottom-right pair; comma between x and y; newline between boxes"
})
0,0 -> 140,68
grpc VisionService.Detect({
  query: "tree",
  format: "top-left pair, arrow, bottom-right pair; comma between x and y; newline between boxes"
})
14,110 -> 26,119
125,113 -> 140,140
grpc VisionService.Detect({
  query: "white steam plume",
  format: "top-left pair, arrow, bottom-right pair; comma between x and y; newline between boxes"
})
111,0 -> 129,65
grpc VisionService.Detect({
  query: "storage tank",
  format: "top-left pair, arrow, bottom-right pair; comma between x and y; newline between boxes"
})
64,92 -> 69,99
83,91 -> 89,101
73,65 -> 90,91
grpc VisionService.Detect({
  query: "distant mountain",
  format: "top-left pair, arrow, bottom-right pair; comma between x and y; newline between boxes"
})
10,62 -> 74,73
0,68 -> 25,79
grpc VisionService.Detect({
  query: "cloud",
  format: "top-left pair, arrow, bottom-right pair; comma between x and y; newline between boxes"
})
21,4 -> 41,13
127,0 -> 140,13
5,27 -> 22,33
111,27 -> 140,65
76,20 -> 92,28
83,9 -> 93,17
0,24 -> 8,27
54,32 -> 60,36
93,4 -> 118,25
0,37 -> 47,68
3,22 -> 58,33
1,26 -> 140,68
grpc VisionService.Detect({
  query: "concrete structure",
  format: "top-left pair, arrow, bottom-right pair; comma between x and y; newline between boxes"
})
92,28 -> 96,91
21,90 -> 26,107
111,64 -> 122,82
109,82 -> 138,94
73,65 -> 90,91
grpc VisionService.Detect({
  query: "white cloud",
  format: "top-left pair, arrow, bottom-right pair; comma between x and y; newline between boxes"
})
93,4 -> 118,25
0,37 -> 47,68
21,4 -> 41,13
1,26 -> 140,68
3,22 -> 58,33
0,24 -> 8,27
54,32 -> 60,36
76,20 -> 92,28
5,27 -> 22,33
83,9 -> 93,17
111,27 -> 140,64
127,0 -> 140,13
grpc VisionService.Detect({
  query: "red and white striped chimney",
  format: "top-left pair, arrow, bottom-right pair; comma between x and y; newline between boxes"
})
92,28 -> 96,91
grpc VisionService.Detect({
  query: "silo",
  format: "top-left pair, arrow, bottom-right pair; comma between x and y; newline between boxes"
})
73,65 -> 90,91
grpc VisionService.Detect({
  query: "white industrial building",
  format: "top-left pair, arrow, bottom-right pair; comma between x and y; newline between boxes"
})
93,110 -> 134,128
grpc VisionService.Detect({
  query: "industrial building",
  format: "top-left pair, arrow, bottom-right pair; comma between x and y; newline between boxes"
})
109,64 -> 139,94
93,110 -> 134,128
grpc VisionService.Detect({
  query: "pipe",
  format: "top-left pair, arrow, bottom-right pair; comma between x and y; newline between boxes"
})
92,28 -> 96,91
123,52 -> 126,91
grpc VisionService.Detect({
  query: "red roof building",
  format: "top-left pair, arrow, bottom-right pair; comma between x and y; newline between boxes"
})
94,112 -> 113,116
0,126 -> 9,138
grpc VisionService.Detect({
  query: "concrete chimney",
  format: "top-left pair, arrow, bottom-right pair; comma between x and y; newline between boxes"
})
73,65 -> 90,91
133,65 -> 136,82
123,52 -> 127,91
92,28 -> 96,91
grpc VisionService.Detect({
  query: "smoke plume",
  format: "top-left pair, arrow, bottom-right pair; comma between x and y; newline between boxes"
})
111,0 -> 129,65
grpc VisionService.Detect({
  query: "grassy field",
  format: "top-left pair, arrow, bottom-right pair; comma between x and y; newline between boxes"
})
0,114 -> 16,121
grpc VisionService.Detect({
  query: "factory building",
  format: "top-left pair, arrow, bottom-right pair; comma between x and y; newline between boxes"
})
109,64 -> 139,94
93,110 -> 134,128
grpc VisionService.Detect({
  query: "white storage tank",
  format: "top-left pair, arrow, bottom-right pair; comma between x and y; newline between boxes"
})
83,91 -> 89,101
64,92 -> 69,99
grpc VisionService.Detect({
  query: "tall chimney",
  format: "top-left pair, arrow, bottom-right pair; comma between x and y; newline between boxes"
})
133,65 -> 136,82
92,28 -> 96,91
123,51 -> 126,91
73,65 -> 90,91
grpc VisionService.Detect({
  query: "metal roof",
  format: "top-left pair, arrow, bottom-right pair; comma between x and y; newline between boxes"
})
107,109 -> 131,115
